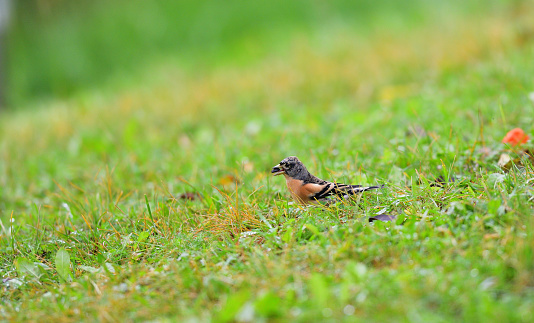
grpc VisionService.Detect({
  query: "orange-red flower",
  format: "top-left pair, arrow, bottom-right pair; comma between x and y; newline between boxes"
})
502,128 -> 529,146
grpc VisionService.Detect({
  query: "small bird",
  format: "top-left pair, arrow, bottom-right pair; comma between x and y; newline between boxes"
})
271,156 -> 382,204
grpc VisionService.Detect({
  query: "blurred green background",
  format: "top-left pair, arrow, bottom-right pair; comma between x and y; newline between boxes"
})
4,0 -> 517,108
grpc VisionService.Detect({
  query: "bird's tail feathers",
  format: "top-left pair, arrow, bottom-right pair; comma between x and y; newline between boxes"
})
348,184 -> 384,194
314,183 -> 384,202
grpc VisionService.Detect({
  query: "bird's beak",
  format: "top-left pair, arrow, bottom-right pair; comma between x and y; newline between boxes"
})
271,164 -> 285,176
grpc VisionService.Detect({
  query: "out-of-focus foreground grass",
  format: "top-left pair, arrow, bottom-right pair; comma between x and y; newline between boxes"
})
1,0 -> 534,321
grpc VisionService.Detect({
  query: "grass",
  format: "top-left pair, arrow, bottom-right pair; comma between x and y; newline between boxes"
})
1,0 -> 534,321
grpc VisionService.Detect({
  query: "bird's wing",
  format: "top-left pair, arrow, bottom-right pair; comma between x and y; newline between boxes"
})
304,182 -> 382,202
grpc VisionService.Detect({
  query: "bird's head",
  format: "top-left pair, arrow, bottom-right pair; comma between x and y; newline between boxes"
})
271,156 -> 303,177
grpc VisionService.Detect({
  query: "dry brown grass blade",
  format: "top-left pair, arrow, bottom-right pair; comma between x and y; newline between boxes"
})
194,185 -> 261,238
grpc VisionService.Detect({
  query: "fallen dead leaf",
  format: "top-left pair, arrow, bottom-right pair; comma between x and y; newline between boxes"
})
498,153 -> 512,170
369,214 -> 397,222
502,128 -> 529,146
177,192 -> 202,201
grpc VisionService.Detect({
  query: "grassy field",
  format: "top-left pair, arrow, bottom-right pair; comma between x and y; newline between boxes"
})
1,0 -> 534,321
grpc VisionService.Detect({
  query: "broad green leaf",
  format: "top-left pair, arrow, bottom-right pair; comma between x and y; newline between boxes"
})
15,258 -> 41,280
138,231 -> 150,242
79,265 -> 101,273
55,248 -> 72,282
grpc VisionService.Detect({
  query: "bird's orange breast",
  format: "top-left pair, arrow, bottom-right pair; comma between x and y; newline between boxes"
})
284,176 -> 315,204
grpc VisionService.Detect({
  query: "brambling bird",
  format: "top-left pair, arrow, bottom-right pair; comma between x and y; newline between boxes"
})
271,156 -> 382,204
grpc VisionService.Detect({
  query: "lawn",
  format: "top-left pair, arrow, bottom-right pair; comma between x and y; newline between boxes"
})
1,0 -> 534,321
